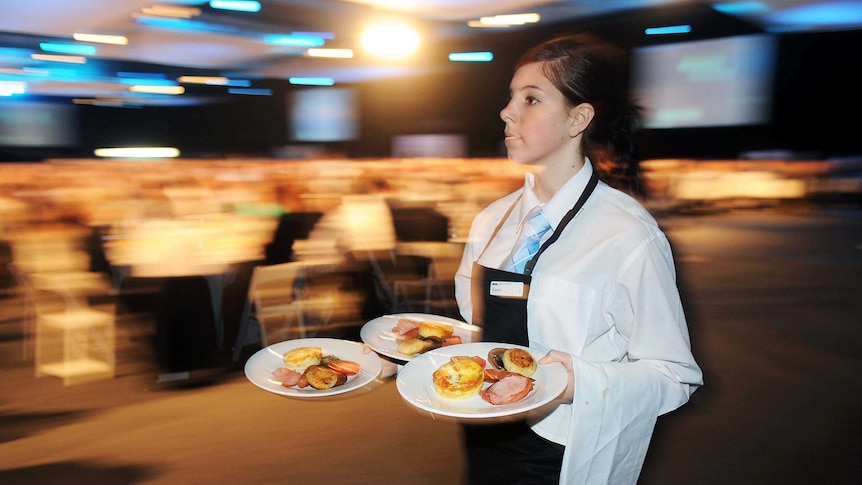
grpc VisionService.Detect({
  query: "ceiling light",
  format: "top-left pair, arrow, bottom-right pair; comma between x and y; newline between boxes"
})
449,51 -> 494,62
178,76 -> 230,85
31,54 -> 87,64
471,13 -> 540,27
289,77 -> 335,86
0,81 -> 26,96
117,71 -> 167,80
95,147 -> 180,158
645,25 -> 692,35
209,1 -> 261,13
141,5 -> 201,18
129,85 -> 185,94
265,34 -> 326,47
73,33 -> 129,45
39,42 -> 97,56
306,48 -> 354,59
228,88 -> 272,95
712,2 -> 768,15
360,20 -> 420,60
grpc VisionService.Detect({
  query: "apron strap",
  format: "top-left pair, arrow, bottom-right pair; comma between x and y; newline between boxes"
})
524,169 -> 599,276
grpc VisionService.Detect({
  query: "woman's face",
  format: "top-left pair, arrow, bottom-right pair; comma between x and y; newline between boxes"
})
500,61 -> 576,168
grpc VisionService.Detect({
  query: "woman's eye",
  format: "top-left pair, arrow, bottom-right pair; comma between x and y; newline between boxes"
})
525,96 -> 538,105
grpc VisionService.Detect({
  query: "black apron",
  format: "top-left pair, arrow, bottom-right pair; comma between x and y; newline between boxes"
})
464,169 -> 599,485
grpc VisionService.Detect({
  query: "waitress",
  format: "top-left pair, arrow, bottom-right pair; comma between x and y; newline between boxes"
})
454,34 -> 703,484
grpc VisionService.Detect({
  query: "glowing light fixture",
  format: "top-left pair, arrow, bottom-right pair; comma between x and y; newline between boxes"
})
73,33 -> 129,45
141,5 -> 201,18
289,77 -> 335,86
178,75 -> 230,85
130,85 -> 185,94
265,34 -> 326,47
117,71 -> 167,80
360,20 -> 420,60
228,88 -> 273,95
712,2 -> 768,14
40,42 -> 97,56
31,53 -> 87,64
306,48 -> 354,58
209,1 -> 261,12
764,1 -> 862,31
0,81 -> 26,96
94,147 -> 180,158
645,25 -> 692,35
448,51 -> 494,62
469,13 -> 540,27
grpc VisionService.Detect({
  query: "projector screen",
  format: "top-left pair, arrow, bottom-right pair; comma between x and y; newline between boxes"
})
0,100 -> 79,147
631,34 -> 777,129
288,87 -> 358,142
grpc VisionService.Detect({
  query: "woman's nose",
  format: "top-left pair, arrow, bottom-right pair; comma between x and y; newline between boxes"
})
500,102 -> 513,122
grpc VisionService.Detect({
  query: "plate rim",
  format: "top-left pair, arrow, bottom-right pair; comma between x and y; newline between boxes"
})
244,337 -> 382,398
395,341 -> 567,419
360,312 -> 479,362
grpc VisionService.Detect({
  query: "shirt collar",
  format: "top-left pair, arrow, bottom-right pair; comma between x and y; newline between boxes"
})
518,158 -> 594,231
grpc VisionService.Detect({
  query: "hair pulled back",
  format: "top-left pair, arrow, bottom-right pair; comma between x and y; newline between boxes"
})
516,34 -> 644,196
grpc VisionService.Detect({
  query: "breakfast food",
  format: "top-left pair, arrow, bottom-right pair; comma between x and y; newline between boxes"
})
392,318 -> 462,356
397,337 -> 441,355
430,347 -> 539,405
304,364 -> 347,390
418,321 -> 454,339
432,358 -> 485,399
274,348 -> 361,390
488,347 -> 537,377
283,346 -> 323,371
480,374 -> 535,405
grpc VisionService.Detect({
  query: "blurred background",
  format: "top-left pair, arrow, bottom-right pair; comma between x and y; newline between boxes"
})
0,1 -> 860,484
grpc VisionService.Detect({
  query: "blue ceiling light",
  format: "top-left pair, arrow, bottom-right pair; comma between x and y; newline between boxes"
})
209,1 -> 261,13
712,2 -> 768,15
763,1 -> 862,31
448,51 -> 494,62
135,16 -> 239,34
289,77 -> 335,86
117,71 -> 167,80
645,25 -> 692,35
228,88 -> 272,95
39,42 -> 97,56
222,78 -> 252,87
264,34 -> 326,47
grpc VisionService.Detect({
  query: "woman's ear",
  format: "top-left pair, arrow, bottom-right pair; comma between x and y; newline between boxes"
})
568,102 -> 595,138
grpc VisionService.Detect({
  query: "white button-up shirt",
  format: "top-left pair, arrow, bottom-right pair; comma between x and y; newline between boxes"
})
455,160 -> 703,484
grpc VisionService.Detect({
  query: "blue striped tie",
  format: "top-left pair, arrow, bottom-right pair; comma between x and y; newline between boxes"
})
504,207 -> 551,274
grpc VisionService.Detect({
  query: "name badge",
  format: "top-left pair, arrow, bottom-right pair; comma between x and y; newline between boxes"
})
490,281 -> 525,298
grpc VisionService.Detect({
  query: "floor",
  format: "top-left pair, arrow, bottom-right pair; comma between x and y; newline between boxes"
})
1,208 -> 861,484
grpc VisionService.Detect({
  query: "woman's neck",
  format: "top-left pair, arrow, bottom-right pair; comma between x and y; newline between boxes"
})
531,156 -> 586,202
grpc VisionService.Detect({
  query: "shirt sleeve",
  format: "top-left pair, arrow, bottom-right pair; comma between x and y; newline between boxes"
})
560,234 -> 703,484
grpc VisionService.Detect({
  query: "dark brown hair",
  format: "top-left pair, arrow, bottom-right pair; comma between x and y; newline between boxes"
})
516,34 -> 644,197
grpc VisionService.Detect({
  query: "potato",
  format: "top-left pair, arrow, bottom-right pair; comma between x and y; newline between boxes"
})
397,337 -> 442,355
304,365 -> 345,389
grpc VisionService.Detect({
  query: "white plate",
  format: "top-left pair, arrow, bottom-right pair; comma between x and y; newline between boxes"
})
244,338 -> 382,398
360,313 -> 480,361
396,342 -> 567,420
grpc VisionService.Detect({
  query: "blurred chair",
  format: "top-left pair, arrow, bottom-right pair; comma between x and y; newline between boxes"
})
231,259 -> 359,361
392,241 -> 464,318
24,270 -> 115,385
6,225 -> 101,361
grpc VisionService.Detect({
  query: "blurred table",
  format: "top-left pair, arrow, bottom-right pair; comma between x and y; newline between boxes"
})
102,215 -> 275,380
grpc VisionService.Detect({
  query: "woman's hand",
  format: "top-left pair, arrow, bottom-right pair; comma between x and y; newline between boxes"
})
539,350 -> 575,402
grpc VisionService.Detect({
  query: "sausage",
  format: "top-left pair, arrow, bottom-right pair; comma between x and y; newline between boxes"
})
479,374 -> 535,405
